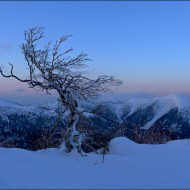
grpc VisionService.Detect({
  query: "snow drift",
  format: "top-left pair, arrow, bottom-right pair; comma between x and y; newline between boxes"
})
0,137 -> 190,189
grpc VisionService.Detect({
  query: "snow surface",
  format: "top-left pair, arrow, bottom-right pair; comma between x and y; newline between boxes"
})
0,137 -> 190,189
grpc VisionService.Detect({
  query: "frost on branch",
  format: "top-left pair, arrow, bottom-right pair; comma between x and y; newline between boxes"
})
0,26 -> 122,154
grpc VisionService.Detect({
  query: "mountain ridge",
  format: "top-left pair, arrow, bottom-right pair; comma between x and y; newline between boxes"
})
0,93 -> 190,148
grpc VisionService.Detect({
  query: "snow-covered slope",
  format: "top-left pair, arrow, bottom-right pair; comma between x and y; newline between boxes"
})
1,94 -> 190,145
0,98 -> 54,118
0,137 -> 190,189
0,99 -> 63,150
118,94 -> 190,122
1,93 -> 190,124
89,94 -> 190,130
141,94 -> 190,129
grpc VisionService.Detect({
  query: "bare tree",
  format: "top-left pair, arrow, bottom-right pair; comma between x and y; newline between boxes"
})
0,27 -> 122,154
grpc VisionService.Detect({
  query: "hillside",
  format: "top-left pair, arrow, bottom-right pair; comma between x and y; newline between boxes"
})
0,94 -> 190,150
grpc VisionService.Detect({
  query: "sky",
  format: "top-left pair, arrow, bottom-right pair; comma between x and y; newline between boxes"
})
1,1 -> 190,105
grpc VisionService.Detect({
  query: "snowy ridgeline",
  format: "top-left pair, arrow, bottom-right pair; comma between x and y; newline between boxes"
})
1,93 -> 190,150
1,93 -> 190,127
0,137 -> 190,189
2,93 -> 190,123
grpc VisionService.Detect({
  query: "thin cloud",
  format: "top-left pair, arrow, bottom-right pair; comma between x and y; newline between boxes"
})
0,44 -> 12,50
15,88 -> 26,93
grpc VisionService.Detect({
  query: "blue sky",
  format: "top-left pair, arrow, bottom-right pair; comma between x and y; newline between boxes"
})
1,1 -> 190,104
